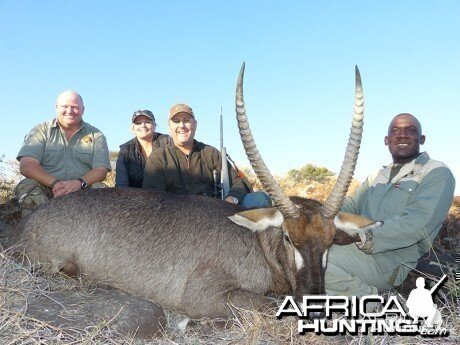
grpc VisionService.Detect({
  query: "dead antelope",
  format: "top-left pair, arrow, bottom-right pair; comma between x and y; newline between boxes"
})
6,65 -> 378,319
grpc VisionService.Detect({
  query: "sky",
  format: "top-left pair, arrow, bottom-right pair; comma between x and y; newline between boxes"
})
0,1 -> 459,194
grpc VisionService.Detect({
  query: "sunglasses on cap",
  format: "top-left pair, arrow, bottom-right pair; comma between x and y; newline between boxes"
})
132,110 -> 156,123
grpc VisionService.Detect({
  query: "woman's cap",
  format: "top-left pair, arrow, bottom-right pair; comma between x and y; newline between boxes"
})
132,110 -> 155,123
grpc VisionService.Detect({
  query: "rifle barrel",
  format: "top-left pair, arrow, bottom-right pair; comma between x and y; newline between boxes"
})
429,274 -> 448,294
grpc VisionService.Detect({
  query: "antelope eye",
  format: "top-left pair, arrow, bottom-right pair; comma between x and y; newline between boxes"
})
283,233 -> 292,244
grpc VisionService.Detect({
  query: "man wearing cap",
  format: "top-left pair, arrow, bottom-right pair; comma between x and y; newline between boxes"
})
116,110 -> 171,188
16,90 -> 111,216
143,103 -> 271,208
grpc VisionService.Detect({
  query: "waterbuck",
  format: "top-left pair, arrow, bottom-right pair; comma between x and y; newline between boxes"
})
7,65 -> 377,319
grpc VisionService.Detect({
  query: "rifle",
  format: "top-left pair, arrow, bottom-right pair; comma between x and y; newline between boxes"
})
219,107 -> 230,199
429,274 -> 448,295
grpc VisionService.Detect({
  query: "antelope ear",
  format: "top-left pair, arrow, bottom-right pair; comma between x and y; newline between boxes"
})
228,207 -> 284,232
334,212 -> 383,235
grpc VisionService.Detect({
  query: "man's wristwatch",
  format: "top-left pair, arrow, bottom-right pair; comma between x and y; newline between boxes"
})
77,178 -> 88,189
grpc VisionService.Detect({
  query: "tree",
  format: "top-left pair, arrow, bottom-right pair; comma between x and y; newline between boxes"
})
286,163 -> 334,184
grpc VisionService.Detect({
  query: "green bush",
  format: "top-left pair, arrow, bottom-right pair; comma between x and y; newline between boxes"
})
287,163 -> 334,184
0,155 -> 17,203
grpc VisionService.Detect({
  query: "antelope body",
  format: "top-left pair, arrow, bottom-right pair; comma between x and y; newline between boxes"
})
11,189 -> 374,318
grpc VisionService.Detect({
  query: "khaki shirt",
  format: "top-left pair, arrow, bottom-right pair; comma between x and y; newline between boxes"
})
341,152 -> 455,277
17,118 -> 111,180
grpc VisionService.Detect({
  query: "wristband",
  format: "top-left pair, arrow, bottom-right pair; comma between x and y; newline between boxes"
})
50,179 -> 61,189
357,229 -> 374,254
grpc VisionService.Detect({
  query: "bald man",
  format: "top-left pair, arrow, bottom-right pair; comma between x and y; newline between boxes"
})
325,113 -> 455,307
16,90 -> 111,216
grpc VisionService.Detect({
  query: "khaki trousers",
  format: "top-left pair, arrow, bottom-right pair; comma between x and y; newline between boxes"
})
325,244 -> 406,298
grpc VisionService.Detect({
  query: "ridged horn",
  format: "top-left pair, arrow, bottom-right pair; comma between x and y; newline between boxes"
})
321,66 -> 364,218
235,62 -> 300,218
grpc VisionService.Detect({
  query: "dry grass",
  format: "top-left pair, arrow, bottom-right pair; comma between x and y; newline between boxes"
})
0,249 -> 128,343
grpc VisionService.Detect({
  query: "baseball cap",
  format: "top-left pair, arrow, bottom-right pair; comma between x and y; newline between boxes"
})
132,110 -> 155,123
169,104 -> 194,120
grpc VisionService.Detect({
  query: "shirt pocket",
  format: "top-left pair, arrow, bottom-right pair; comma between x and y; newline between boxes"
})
381,182 -> 417,215
42,142 -> 65,169
74,143 -> 94,168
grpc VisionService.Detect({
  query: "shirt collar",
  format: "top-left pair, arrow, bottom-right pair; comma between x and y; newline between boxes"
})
382,152 -> 429,169
381,152 -> 430,183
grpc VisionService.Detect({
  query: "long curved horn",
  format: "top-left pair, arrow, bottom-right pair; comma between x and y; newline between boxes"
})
321,66 -> 364,218
235,63 -> 300,218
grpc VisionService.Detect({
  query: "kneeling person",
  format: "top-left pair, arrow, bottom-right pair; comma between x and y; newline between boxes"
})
143,103 -> 270,208
16,90 -> 111,216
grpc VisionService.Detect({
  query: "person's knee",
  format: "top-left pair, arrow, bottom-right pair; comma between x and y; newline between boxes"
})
241,192 -> 272,209
15,179 -> 51,213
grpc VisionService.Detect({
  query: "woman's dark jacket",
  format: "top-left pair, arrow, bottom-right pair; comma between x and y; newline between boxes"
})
115,133 -> 171,188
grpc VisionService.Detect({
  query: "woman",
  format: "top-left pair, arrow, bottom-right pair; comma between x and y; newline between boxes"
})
116,110 -> 171,187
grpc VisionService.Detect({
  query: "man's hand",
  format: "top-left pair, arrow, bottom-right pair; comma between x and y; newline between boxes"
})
52,180 -> 82,197
51,180 -> 66,197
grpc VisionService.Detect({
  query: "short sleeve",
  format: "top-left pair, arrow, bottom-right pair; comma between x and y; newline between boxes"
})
17,125 -> 48,162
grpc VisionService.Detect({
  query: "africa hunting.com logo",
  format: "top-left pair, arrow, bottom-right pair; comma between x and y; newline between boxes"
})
276,274 -> 452,337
